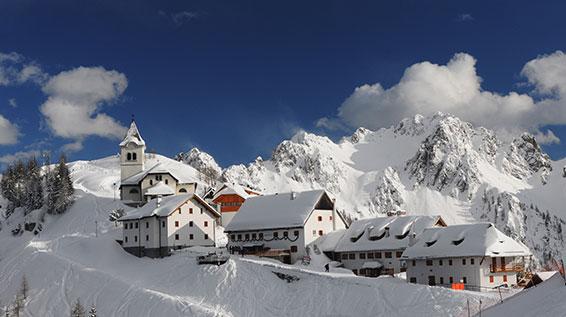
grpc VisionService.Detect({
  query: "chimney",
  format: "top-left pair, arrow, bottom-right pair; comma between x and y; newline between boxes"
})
156,195 -> 162,208
290,191 -> 296,200
409,232 -> 417,246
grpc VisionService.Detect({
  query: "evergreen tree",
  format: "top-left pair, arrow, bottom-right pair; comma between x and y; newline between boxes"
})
88,304 -> 97,317
19,275 -> 29,301
23,157 -> 43,214
46,154 -> 75,215
71,298 -> 85,317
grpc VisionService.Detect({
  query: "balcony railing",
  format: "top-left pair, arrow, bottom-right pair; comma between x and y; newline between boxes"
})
490,264 -> 524,273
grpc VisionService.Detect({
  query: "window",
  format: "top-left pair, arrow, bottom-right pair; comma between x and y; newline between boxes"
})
127,153 -> 132,161
129,188 -> 139,194
274,232 -> 279,238
146,235 -> 149,241
252,233 -> 257,240
204,221 -> 208,227
409,277 -> 417,284
189,221 -> 193,227
230,234 -> 235,241
283,231 -> 289,238
426,259 -> 433,266
294,230 -> 299,236
462,259 -> 466,265
165,179 -> 169,185
200,209 -> 203,214
258,233 -> 263,239
175,221 -> 179,228
489,276 -> 494,283
178,209 -> 181,215
312,230 -> 317,237
318,230 -> 324,236
204,234 -> 209,240
175,234 -> 179,240
462,277 -> 467,284
189,234 -> 194,240
245,234 -> 250,240
125,236 -> 128,243
396,251 -> 403,258
189,208 -> 193,214
368,252 -> 374,259
290,246 -> 298,253
318,216 -> 323,222
134,236 -> 138,242
135,222 -> 138,229
360,253 -> 366,259
376,252 -> 382,259
349,253 -> 355,260
237,234 -> 242,240
132,153 -> 137,161
329,216 -> 333,221
179,188 -> 187,193
440,277 -> 444,285
385,252 -> 392,258
449,259 -> 453,266
428,276 -> 436,286
162,221 -> 165,228
470,258 -> 475,265
412,260 -> 416,266
341,253 -> 348,260
155,175 -> 162,181
503,275 -> 507,283
149,180 -> 153,186
449,277 -> 453,284
439,259 -> 443,266
146,222 -> 149,228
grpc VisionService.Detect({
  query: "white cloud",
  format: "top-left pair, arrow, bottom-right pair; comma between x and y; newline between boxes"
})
533,129 -> 560,145
8,98 -> 17,108
0,150 -> 39,165
330,52 -> 566,137
0,51 -> 47,86
457,13 -> 474,22
40,66 -> 128,143
0,114 -> 20,145
159,10 -> 199,26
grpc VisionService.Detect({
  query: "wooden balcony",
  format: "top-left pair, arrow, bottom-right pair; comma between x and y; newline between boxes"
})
489,264 -> 524,273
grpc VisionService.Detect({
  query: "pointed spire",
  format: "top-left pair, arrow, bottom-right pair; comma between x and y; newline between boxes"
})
120,118 -> 146,147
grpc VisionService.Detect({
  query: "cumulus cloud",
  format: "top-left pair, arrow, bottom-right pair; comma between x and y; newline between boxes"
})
0,150 -> 40,165
0,114 -> 20,145
40,66 -> 128,150
533,129 -> 560,145
0,52 -> 47,86
324,51 -> 566,138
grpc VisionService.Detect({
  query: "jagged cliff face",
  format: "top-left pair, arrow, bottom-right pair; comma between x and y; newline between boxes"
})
175,148 -> 222,178
180,113 -> 566,265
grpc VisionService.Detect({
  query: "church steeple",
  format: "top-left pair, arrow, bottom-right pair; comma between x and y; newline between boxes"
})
120,119 -> 146,181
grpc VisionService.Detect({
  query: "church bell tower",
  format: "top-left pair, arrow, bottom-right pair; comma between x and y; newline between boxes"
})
120,119 -> 146,181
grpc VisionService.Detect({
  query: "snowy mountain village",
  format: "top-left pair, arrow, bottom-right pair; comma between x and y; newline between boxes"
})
115,120 -> 541,291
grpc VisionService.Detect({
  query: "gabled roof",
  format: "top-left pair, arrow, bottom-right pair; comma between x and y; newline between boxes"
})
225,190 -> 332,232
331,215 -> 445,253
144,181 -> 175,196
120,156 -> 200,186
212,183 -> 260,201
118,194 -> 220,221
120,120 -> 145,147
402,223 -> 531,259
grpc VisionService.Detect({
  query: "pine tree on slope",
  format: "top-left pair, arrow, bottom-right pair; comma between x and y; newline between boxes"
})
88,304 -> 97,317
71,298 -> 85,317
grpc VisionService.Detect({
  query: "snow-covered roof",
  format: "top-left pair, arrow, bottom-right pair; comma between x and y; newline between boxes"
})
120,155 -> 200,186
119,194 -> 220,221
225,190 -> 332,232
332,216 -> 444,253
212,183 -> 260,200
402,223 -> 531,259
120,120 -> 145,147
144,181 -> 175,196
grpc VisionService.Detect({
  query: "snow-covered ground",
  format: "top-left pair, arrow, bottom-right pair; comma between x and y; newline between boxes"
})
0,154 -> 507,316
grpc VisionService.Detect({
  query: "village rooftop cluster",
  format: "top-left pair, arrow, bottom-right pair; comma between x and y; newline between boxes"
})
116,120 -> 533,291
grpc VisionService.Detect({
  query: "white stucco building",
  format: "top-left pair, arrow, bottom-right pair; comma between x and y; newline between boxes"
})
119,120 -> 199,204
402,223 -> 532,291
225,190 -> 348,264
320,215 -> 446,277
118,194 -> 221,258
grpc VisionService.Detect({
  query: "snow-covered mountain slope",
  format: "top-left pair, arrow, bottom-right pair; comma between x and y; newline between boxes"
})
0,157 -> 500,316
216,113 -> 566,264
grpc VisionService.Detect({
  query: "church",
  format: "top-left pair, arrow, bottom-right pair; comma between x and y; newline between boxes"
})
119,120 -> 199,205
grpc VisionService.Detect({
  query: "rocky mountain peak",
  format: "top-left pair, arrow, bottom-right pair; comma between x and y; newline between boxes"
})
503,132 -> 552,184
175,147 -> 222,178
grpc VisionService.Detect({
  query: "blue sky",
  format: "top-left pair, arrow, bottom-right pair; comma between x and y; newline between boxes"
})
0,0 -> 565,167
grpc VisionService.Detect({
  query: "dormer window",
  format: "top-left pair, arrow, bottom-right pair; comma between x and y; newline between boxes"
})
452,238 -> 465,246
425,240 -> 437,247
